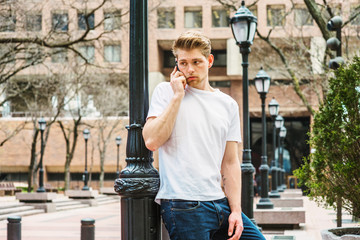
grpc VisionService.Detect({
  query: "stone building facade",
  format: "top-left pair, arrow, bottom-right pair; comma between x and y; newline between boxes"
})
0,0 -> 359,189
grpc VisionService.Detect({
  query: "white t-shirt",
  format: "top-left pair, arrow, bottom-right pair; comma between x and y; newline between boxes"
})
147,82 -> 241,203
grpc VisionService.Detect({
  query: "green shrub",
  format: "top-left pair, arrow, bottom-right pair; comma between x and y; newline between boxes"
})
294,56 -> 360,218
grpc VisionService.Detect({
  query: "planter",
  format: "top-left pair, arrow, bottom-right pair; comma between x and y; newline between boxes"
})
321,227 -> 360,240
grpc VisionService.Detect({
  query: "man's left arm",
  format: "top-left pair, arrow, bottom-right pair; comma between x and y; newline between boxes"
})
221,141 -> 243,240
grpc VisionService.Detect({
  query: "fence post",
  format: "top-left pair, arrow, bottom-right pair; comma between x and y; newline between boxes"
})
7,216 -> 21,240
81,218 -> 95,240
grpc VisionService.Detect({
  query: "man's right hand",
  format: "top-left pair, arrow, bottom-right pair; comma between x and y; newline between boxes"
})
170,66 -> 186,98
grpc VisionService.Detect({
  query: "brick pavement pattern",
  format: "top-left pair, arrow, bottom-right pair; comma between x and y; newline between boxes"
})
0,197 -> 359,240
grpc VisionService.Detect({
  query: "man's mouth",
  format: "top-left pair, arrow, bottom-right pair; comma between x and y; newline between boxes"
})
187,76 -> 197,81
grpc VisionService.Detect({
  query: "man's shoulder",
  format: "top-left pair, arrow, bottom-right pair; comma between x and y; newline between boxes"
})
216,90 -> 239,107
155,81 -> 171,91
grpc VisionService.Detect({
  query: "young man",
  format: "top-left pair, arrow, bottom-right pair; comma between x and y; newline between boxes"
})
143,31 -> 265,240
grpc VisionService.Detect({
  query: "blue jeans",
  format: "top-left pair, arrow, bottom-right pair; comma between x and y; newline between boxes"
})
161,197 -> 266,240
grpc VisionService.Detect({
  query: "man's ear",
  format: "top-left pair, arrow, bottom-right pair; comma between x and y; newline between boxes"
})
208,54 -> 214,68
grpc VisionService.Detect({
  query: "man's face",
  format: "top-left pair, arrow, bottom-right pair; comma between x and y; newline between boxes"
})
176,48 -> 214,90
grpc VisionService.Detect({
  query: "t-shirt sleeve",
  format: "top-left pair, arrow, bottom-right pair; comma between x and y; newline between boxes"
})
226,102 -> 242,143
147,82 -> 173,119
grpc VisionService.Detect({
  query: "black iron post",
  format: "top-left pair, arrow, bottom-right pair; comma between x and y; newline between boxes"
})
268,99 -> 280,198
230,0 -> 257,221
37,118 -> 46,193
115,136 -> 122,178
275,115 -> 284,192
81,218 -> 95,240
279,126 -> 287,190
240,43 -> 255,218
7,216 -> 21,240
82,129 -> 90,191
276,125 -> 283,192
254,68 -> 273,209
114,0 -> 160,239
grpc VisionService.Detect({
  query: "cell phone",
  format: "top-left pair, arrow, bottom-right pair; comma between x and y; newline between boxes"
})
175,60 -> 180,72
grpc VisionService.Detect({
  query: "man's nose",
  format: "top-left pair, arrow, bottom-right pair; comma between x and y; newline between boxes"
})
188,64 -> 195,73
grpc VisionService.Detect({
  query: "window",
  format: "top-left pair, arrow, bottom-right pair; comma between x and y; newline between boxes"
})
78,12 -> 95,30
25,45 -> 44,64
321,5 -> 341,21
0,14 -> 16,32
104,10 -> 121,30
0,45 -> 16,64
51,48 -> 68,63
163,50 -> 175,68
157,8 -> 175,29
26,14 -> 42,31
249,6 -> 258,18
184,7 -> 202,28
351,6 -> 360,25
52,13 -> 68,32
212,8 -> 229,27
294,7 -> 313,26
78,45 -> 95,63
104,44 -> 121,62
267,5 -> 285,27
212,50 -> 226,67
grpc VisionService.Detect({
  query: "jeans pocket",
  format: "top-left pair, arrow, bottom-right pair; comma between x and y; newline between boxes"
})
171,201 -> 201,211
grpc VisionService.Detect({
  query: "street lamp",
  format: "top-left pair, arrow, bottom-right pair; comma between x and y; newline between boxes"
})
114,0 -> 161,239
254,68 -> 274,209
37,118 -> 46,193
230,0 -> 257,220
275,115 -> 284,192
82,129 -> 90,191
115,136 -> 122,178
279,126 -> 287,191
268,98 -> 280,198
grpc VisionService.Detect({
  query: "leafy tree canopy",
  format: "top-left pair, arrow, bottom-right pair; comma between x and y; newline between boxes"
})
294,56 -> 360,217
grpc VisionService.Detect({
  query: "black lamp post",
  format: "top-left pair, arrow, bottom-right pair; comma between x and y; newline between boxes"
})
268,98 -> 280,198
82,129 -> 90,191
230,0 -> 257,220
114,0 -> 160,239
115,136 -> 122,178
279,126 -> 287,191
37,118 -> 46,193
254,68 -> 274,209
275,115 -> 284,192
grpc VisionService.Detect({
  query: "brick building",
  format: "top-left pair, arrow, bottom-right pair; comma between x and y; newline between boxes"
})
0,0 -> 359,189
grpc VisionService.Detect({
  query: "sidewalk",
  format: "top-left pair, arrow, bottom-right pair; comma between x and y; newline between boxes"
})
0,199 -> 121,240
0,196 -> 358,240
260,196 -> 360,240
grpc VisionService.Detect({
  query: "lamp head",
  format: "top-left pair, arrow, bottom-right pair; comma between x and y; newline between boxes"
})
38,118 -> 46,131
268,98 -> 279,117
275,115 -> 284,129
328,56 -> 344,70
279,126 -> 287,138
326,37 -> 341,51
230,0 -> 257,46
254,67 -> 271,94
83,129 -> 90,140
327,16 -> 342,31
115,136 -> 122,146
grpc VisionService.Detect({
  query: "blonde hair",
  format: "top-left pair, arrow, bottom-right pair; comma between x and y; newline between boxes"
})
172,31 -> 212,58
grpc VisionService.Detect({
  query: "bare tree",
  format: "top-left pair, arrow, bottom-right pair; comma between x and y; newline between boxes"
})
216,0 -> 360,114
0,0 -> 129,190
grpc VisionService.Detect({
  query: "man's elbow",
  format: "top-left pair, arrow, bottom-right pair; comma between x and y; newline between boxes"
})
144,138 -> 159,152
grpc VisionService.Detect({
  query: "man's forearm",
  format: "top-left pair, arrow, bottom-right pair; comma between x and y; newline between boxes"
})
223,160 -> 242,213
143,94 -> 183,151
